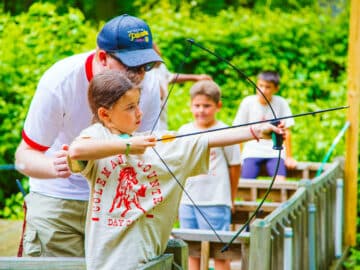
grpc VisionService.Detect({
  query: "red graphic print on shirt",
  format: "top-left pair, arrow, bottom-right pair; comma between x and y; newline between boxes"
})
109,166 -> 147,217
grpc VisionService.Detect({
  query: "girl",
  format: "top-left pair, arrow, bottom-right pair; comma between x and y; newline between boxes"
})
68,69 -> 284,270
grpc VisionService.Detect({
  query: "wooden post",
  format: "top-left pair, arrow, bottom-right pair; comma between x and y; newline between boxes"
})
344,0 -> 360,247
165,238 -> 188,270
200,241 -> 210,270
249,219 -> 271,270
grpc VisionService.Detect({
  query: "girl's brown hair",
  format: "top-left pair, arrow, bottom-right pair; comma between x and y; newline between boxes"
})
88,70 -> 139,122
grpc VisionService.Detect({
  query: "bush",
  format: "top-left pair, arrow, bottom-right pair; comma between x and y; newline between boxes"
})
141,2 -> 349,162
0,3 -> 97,218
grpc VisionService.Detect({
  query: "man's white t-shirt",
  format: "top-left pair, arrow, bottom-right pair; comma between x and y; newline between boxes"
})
147,63 -> 174,130
233,95 -> 294,160
22,51 -> 161,200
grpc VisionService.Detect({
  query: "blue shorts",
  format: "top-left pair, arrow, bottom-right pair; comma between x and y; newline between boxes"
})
241,157 -> 286,178
178,204 -> 231,231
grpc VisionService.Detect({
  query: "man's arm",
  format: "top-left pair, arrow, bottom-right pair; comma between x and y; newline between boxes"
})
15,140 -> 71,179
169,74 -> 212,84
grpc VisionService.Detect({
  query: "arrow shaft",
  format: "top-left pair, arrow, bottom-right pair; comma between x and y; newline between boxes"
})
157,106 -> 349,142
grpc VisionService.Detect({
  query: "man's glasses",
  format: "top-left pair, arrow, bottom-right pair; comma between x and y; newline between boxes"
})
107,53 -> 155,72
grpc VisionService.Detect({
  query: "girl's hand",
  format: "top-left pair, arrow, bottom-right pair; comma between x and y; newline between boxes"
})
128,135 -> 156,154
257,121 -> 286,140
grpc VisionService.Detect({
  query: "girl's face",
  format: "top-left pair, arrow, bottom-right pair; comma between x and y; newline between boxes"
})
190,94 -> 220,129
256,79 -> 279,105
103,88 -> 143,135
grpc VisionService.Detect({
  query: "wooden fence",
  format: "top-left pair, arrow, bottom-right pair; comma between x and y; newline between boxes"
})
248,158 -> 345,270
172,160 -> 345,270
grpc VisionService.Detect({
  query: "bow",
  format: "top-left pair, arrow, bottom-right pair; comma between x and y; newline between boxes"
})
186,39 -> 285,252
149,39 -> 348,251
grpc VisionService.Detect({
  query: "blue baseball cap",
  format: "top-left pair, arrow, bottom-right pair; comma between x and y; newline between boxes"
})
97,14 -> 163,67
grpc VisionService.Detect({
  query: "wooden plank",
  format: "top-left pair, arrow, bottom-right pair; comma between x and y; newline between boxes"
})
232,202 -> 280,224
165,238 -> 188,270
0,257 -> 85,270
0,255 -> 174,270
344,0 -> 360,246
240,240 -> 249,270
0,239 -> 184,270
249,220 -> 271,270
234,201 -> 281,211
0,254 -> 176,270
200,241 -> 209,270
238,179 -> 298,189
138,254 -> 173,270
171,228 -> 249,244
237,180 -> 298,203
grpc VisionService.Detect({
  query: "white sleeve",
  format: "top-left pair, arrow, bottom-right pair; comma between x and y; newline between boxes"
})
138,72 -> 161,132
280,98 -> 295,128
23,82 -> 64,149
233,97 -> 250,125
223,144 -> 241,166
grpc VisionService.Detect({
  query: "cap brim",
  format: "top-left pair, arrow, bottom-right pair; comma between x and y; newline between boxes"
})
114,48 -> 163,67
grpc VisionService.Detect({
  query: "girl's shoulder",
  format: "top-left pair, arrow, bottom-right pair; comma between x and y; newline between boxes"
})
79,123 -> 113,139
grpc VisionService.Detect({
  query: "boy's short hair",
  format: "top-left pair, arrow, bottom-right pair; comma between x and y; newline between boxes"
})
189,80 -> 221,103
257,71 -> 280,87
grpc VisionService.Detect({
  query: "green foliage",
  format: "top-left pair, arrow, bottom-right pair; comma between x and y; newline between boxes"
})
141,2 -> 349,163
344,247 -> 360,269
0,192 -> 24,219
1,0 -> 327,21
0,3 -> 97,217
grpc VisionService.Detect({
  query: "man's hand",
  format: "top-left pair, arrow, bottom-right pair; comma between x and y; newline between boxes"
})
53,144 -> 71,178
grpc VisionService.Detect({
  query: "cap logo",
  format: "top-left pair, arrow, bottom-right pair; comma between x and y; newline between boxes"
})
128,29 -> 149,42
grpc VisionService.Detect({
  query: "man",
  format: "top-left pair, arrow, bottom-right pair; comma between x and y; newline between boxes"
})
15,14 -> 163,257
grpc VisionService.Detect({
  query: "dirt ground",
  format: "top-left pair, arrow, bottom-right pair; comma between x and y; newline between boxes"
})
0,219 -> 23,256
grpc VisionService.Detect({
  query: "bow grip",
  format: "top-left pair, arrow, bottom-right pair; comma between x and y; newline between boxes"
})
270,120 -> 284,150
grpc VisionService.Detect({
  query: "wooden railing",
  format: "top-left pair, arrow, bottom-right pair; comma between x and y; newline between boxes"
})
248,158 -> 345,270
172,160 -> 345,270
0,238 -> 188,270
